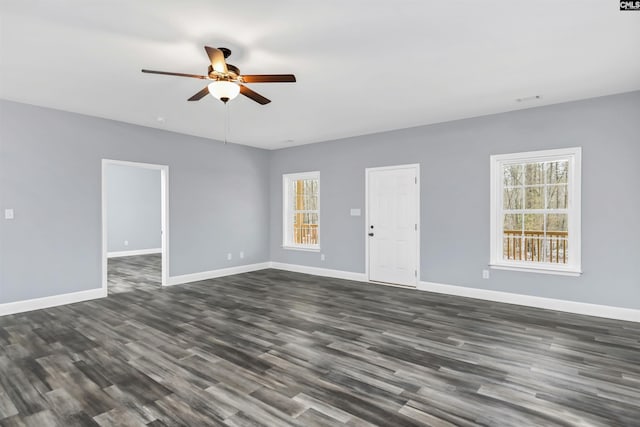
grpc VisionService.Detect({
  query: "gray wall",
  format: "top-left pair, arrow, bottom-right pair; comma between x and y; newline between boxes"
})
269,91 -> 640,310
106,164 -> 161,253
2,92 -> 639,310
0,100 -> 270,304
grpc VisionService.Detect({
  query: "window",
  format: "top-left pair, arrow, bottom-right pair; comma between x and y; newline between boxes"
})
283,172 -> 320,250
490,147 -> 581,276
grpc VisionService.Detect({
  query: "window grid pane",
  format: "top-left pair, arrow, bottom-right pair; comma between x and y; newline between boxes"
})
501,160 -> 569,264
287,176 -> 319,247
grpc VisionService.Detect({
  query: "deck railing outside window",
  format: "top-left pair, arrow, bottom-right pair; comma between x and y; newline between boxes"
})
285,174 -> 319,248
293,223 -> 318,245
503,230 -> 568,263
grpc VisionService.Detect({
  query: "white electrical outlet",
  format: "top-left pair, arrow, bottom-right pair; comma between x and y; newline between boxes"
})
321,253 -> 325,261
4,209 -> 14,220
227,253 -> 232,260
124,240 -> 129,246
482,269 -> 490,279
240,251 -> 244,259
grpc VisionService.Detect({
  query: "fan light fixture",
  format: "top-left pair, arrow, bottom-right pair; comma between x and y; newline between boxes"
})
142,46 -> 296,105
208,81 -> 240,103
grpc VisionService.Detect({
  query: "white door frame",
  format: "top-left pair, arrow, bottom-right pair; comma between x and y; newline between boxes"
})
365,163 -> 420,286
101,159 -> 169,292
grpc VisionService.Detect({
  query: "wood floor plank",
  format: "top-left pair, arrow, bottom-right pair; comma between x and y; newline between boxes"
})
1,255 -> 639,425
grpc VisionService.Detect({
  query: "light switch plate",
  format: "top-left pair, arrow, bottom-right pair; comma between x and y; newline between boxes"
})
4,209 -> 14,220
350,208 -> 361,216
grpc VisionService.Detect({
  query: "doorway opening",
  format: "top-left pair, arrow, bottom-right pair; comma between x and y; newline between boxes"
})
102,159 -> 169,294
365,164 -> 420,287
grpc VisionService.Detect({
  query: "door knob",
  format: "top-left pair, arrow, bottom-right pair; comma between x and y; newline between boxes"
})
368,233 -> 374,237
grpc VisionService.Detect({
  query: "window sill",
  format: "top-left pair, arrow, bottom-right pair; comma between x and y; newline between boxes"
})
490,263 -> 582,277
282,245 -> 321,252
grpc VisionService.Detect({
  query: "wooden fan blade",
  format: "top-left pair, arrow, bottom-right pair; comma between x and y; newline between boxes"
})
141,69 -> 208,79
241,74 -> 296,83
188,86 -> 210,101
204,46 -> 228,74
239,84 -> 271,105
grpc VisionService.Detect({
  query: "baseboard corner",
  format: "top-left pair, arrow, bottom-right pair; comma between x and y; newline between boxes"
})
166,262 -> 271,287
269,262 -> 368,282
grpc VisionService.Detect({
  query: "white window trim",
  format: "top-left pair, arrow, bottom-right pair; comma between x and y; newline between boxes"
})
282,171 -> 320,251
489,147 -> 582,276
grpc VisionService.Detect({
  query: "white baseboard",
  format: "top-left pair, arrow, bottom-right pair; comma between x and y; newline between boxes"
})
269,262 -> 368,282
3,261 -> 638,323
0,288 -> 107,316
0,262 -> 270,316
107,248 -> 162,258
166,262 -> 271,287
268,262 -> 640,323
417,281 -> 640,323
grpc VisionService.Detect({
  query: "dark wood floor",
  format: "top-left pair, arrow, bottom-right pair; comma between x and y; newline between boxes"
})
1,258 -> 639,426
108,254 -> 161,294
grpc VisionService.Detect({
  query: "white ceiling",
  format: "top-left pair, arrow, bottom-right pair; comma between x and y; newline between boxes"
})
1,1 -> 639,150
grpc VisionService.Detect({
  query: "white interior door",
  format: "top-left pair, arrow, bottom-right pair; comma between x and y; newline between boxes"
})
367,165 -> 419,287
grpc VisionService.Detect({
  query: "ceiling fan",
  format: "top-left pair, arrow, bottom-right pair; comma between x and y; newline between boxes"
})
142,46 -> 296,105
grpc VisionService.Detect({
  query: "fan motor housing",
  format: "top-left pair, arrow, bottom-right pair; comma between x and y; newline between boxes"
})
207,63 -> 240,80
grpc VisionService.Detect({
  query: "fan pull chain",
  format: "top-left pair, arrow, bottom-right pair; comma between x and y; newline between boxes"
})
224,102 -> 230,145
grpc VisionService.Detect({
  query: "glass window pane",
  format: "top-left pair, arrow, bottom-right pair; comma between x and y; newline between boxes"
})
546,185 -> 568,209
503,164 -> 523,187
524,214 -> 544,233
503,214 -> 522,233
546,161 -> 569,184
525,186 -> 544,209
287,174 -> 319,247
543,238 -> 568,264
523,214 -> 544,261
546,214 -> 568,232
545,214 -> 568,264
503,187 -> 522,210
293,211 -> 302,243
525,162 -> 544,185
503,214 -> 522,261
292,179 -> 319,210
308,213 -> 319,225
296,213 -> 318,245
309,179 -> 318,194
293,180 -> 303,211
